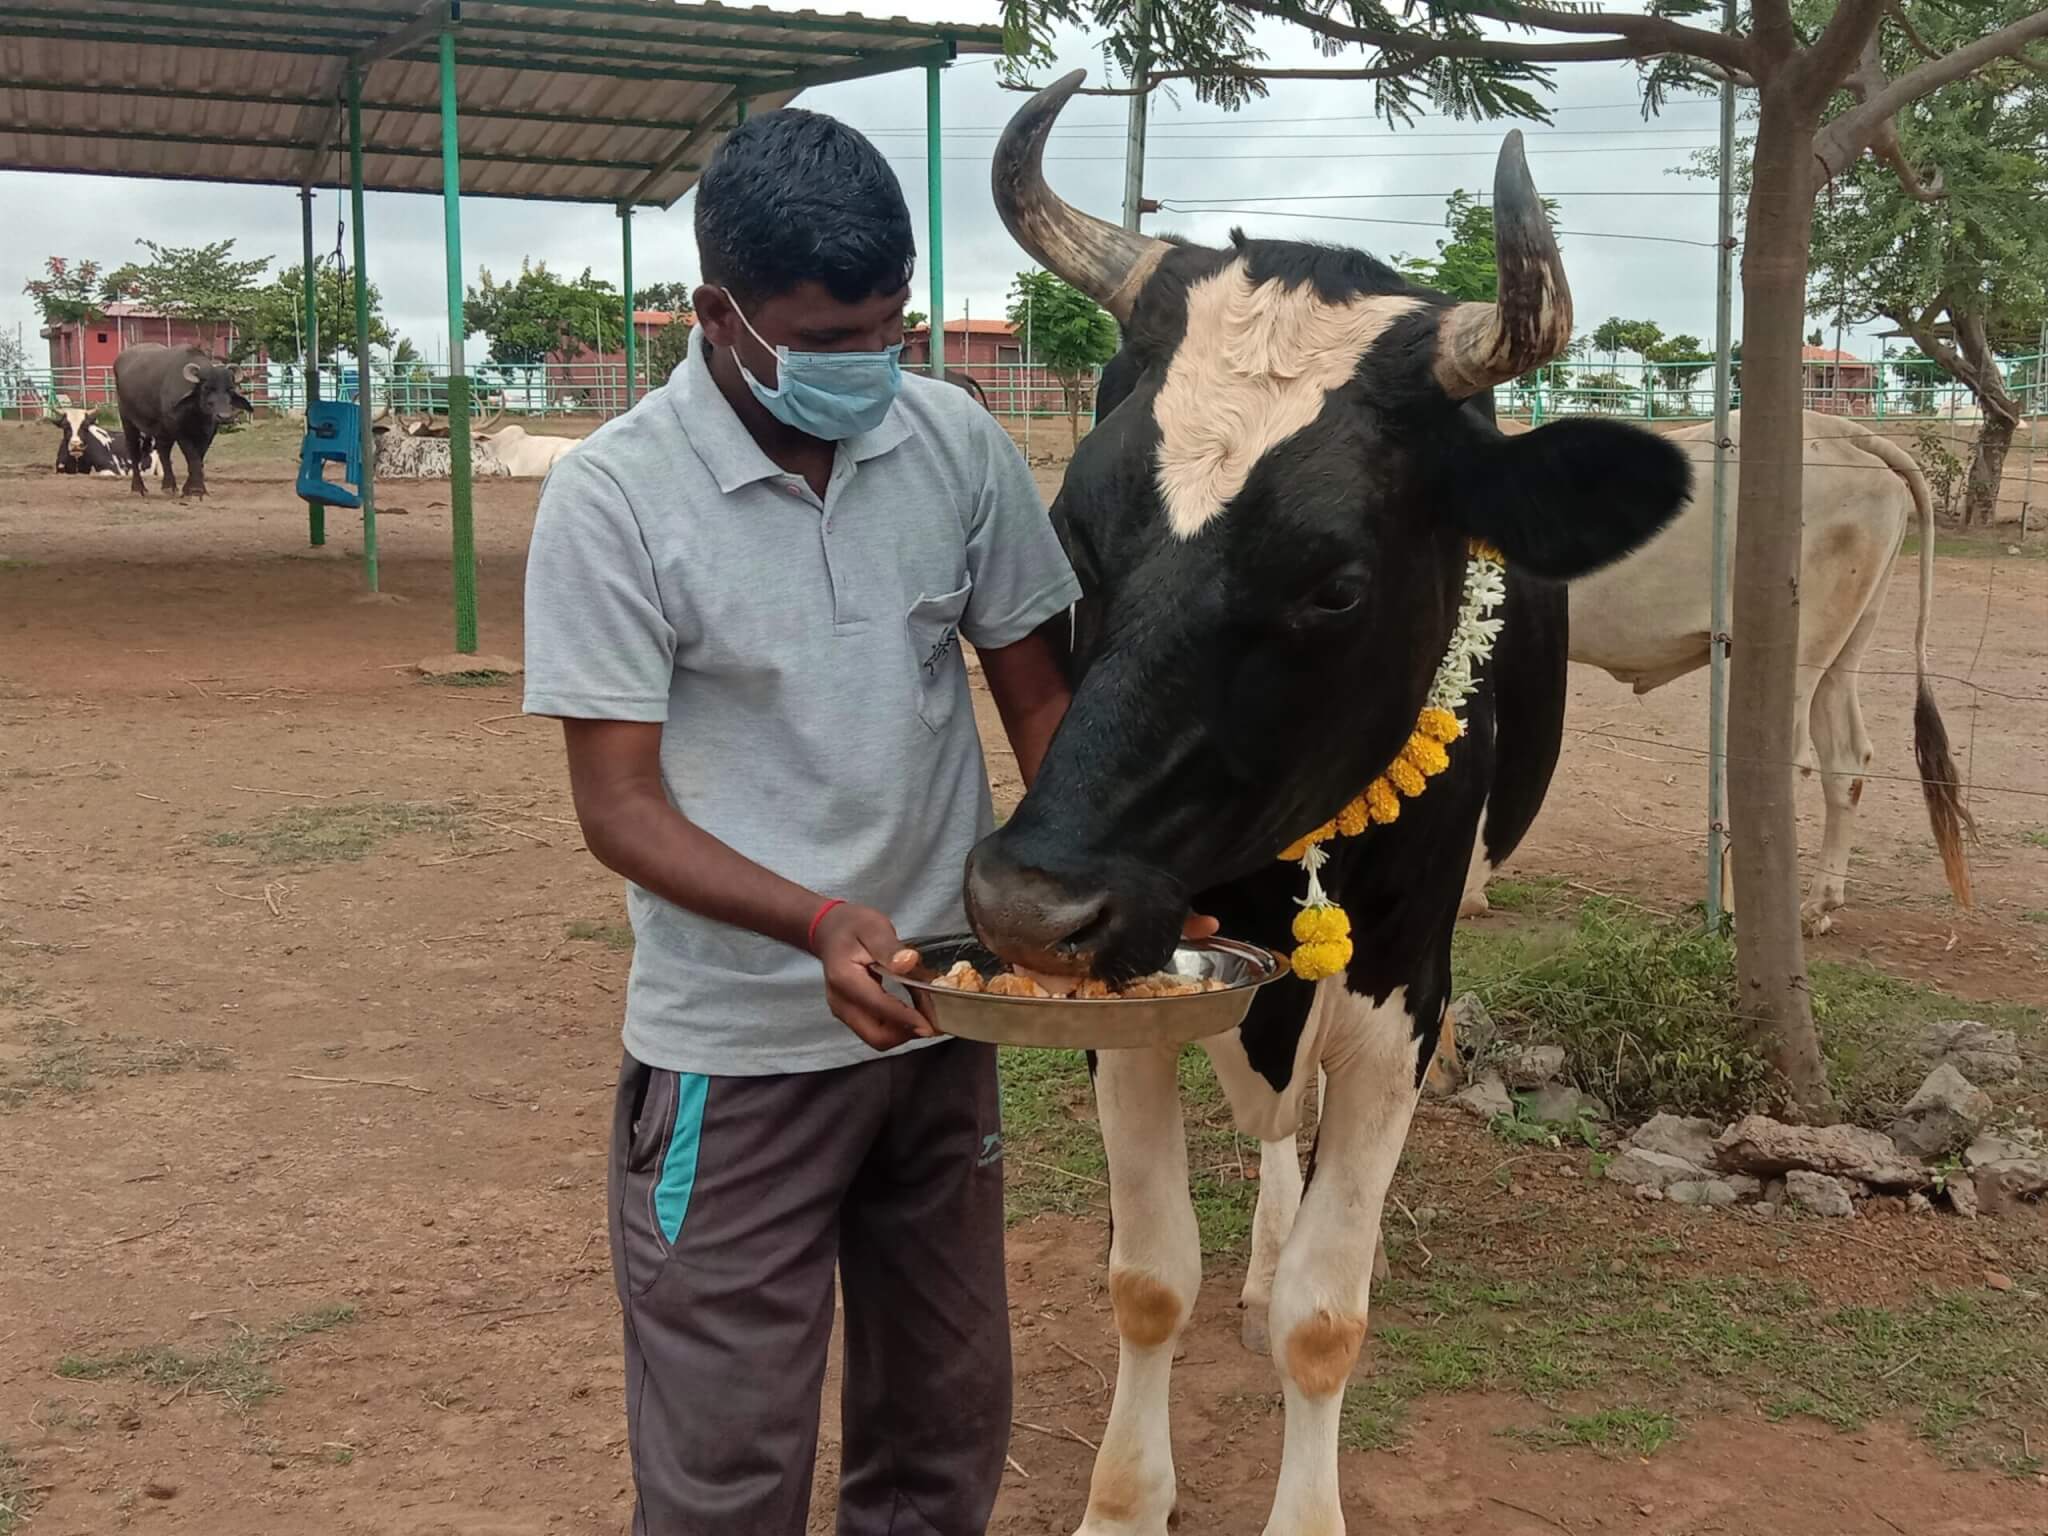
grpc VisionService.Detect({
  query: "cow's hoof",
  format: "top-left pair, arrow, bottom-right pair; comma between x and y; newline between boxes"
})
1239,1305 -> 1271,1356
1458,889 -> 1490,919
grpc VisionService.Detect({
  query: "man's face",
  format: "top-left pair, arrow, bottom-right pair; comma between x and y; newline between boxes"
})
693,280 -> 910,391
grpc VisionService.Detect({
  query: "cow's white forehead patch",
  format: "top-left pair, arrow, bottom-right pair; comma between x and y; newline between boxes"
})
1153,263 -> 1425,539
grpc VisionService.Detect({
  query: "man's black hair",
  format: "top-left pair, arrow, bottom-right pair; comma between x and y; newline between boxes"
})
695,108 -> 916,305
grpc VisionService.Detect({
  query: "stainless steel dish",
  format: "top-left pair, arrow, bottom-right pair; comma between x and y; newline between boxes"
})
884,934 -> 1288,1050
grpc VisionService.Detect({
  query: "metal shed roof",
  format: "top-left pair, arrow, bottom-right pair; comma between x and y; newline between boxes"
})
0,1 -> 1004,207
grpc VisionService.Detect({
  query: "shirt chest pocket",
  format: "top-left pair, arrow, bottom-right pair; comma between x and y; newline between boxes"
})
906,581 -> 972,734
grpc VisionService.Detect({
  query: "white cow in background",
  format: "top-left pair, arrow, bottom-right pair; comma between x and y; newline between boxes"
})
369,414 -> 579,479
479,423 -> 576,478
1468,410 -> 1972,932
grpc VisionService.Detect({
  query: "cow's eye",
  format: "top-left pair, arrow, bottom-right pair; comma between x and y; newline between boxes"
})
1308,576 -> 1362,615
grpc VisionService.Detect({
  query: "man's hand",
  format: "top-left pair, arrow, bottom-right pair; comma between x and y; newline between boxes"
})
812,903 -> 935,1052
1184,912 -> 1220,941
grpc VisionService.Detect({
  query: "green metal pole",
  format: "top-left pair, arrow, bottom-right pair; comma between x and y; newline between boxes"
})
348,71 -> 378,594
441,28 -> 477,654
925,63 -> 944,379
620,207 -> 637,408
300,185 -> 323,548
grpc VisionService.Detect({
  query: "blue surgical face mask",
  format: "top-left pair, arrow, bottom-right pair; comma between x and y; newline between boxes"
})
725,289 -> 903,441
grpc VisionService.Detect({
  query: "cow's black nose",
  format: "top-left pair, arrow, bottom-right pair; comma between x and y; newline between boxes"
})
964,835 -> 1111,974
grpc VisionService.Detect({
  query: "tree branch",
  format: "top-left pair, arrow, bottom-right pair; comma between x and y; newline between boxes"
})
1794,1 -> 1885,108
1814,10 -> 2048,176
1233,0 -> 1752,72
1001,63 -> 1412,94
1887,1 -> 1941,62
1840,30 -> 1946,202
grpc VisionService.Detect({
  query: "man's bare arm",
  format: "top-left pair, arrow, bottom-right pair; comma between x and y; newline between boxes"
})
560,718 -> 929,1049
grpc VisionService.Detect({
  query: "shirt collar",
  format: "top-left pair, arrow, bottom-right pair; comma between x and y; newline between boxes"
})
670,326 -> 911,494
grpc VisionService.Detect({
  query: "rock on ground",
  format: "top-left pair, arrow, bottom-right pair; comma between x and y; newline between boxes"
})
1604,1147 -> 1705,1192
1889,1064 -> 1993,1160
1784,1169 -> 1857,1218
1946,1173 -> 1979,1219
1917,1020 -> 2022,1084
416,652 -> 524,678
1667,1179 -> 1740,1208
1451,1070 -> 1512,1122
1502,1044 -> 1566,1090
1625,1113 -> 1720,1168
1965,1131 -> 2040,1168
1713,1115 -> 1927,1189
1523,1083 -> 1606,1124
1448,994 -> 1498,1061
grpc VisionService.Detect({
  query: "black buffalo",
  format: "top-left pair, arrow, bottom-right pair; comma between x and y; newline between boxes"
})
961,71 -> 1691,1535
112,344 -> 253,498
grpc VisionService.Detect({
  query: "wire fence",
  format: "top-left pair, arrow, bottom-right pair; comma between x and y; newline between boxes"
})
6,352 -> 2042,429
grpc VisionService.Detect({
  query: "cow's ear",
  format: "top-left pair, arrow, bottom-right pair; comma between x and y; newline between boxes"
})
1445,418 -> 1691,581
181,361 -> 203,385
230,392 -> 254,412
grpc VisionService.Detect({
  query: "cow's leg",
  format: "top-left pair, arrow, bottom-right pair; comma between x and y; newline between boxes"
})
1239,1133 -> 1303,1355
1079,1045 -> 1199,1536
122,420 -> 149,495
1457,809 -> 1492,919
155,435 -> 178,494
178,436 -> 207,499
1802,600 -> 1884,935
1260,987 -> 1422,1536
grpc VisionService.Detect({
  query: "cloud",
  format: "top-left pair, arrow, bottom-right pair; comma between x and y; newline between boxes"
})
3,4 -> 1865,368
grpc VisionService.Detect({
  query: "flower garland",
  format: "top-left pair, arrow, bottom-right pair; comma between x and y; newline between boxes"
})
1284,542 -> 1507,982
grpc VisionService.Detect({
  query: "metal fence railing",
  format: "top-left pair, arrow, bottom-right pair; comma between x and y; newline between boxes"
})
6,352 -> 2042,428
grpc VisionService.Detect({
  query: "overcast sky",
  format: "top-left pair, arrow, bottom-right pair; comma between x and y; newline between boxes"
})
4,3 -> 1879,367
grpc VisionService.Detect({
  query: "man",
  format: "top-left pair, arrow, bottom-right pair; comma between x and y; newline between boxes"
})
522,109 -> 1079,1534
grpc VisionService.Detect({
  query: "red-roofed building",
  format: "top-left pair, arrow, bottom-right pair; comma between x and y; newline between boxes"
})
1802,345 -> 1876,414
546,310 -> 691,405
41,304 -> 253,404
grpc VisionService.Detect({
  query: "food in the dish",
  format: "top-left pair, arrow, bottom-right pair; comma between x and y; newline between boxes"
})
908,953 -> 1226,999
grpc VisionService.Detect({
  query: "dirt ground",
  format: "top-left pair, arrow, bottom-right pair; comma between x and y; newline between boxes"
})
2,417 -> 2046,1535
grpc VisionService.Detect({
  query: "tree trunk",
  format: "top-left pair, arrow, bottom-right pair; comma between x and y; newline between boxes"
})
1727,89 -> 1833,1120
1968,413 -> 2015,527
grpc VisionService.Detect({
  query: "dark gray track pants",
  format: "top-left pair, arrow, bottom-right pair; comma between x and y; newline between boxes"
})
609,1039 -> 1012,1536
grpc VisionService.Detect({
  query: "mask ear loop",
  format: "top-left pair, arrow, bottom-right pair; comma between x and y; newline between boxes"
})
720,288 -> 787,397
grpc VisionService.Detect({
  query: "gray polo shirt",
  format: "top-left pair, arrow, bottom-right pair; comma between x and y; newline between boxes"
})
522,329 -> 1080,1076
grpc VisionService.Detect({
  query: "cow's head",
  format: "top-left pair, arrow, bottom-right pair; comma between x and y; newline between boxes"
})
56,407 -> 88,459
181,359 -> 253,422
964,72 -> 1689,981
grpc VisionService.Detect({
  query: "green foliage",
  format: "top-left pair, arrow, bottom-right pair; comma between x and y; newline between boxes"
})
23,256 -> 103,326
1008,268 -> 1119,443
0,1443 -> 28,1535
1910,422 -> 1966,515
1590,316 -> 1664,365
904,309 -> 928,331
1888,346 -> 1945,412
1396,190 -> 1559,303
121,239 -> 273,327
466,260 -> 622,365
1644,332 -> 1712,410
1565,371 -> 1639,412
634,280 -> 695,315
645,317 -> 692,389
240,265 -> 393,365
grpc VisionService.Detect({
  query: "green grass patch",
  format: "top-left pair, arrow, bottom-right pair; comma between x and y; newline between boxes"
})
208,800 -> 474,866
2022,829 -> 2048,850
424,670 -> 515,688
1,1015 -> 231,1112
1343,1257 -> 2048,1467
0,559 -> 35,574
564,919 -> 634,952
998,1047 -> 1263,1255
1454,898 -> 2044,1124
0,1443 -> 28,1536
1901,533 -> 2048,562
1480,875 -> 1570,915
56,1303 -> 356,1411
1507,1406 -> 1680,1457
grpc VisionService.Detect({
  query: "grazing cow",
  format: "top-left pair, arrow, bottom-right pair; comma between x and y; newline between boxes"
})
112,343 -> 253,499
1465,411 -> 1972,933
52,408 -> 125,476
964,74 -> 1690,1536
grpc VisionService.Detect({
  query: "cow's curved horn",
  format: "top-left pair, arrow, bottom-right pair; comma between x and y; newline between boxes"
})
992,69 -> 1172,323
1433,131 -> 1574,400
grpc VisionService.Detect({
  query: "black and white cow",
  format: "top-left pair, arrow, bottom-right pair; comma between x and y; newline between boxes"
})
52,408 -> 128,476
966,73 -> 1692,1535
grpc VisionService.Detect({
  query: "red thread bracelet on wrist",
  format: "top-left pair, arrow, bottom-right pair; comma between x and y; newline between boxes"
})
806,898 -> 847,952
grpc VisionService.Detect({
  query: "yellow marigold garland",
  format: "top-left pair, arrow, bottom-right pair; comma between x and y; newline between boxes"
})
1283,544 -> 1506,982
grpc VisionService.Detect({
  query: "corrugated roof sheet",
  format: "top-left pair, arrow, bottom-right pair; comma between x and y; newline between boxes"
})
0,2 -> 1002,206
